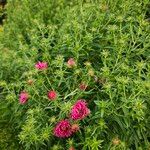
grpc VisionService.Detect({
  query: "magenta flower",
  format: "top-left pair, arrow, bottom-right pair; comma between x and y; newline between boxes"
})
53,119 -> 72,138
35,61 -> 48,70
70,100 -> 90,120
67,58 -> 76,68
47,90 -> 57,100
19,91 -> 29,104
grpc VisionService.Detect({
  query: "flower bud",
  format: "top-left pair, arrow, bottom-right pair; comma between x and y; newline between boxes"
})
48,90 -> 57,100
71,124 -> 80,133
27,79 -> 33,85
67,58 -> 76,68
112,138 -> 120,145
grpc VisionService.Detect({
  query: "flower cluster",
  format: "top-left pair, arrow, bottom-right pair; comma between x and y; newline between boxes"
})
19,58 -> 90,139
53,100 -> 90,138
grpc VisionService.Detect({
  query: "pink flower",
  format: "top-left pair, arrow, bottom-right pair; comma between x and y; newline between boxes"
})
53,119 -> 72,138
19,91 -> 29,104
47,90 -> 57,100
70,100 -> 90,120
35,61 -> 48,70
67,58 -> 76,68
79,83 -> 87,90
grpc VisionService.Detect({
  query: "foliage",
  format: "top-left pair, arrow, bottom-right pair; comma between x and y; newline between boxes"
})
0,0 -> 150,149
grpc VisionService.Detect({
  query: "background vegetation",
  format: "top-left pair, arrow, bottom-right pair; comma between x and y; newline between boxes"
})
0,0 -> 150,149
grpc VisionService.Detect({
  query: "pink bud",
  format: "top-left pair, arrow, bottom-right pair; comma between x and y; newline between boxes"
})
35,61 -> 48,70
67,58 -> 76,68
47,90 -> 57,100
19,91 -> 29,104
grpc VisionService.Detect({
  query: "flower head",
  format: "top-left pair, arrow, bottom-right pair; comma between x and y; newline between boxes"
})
67,58 -> 76,68
35,61 -> 48,70
70,100 -> 90,120
47,90 -> 57,100
19,91 -> 29,104
53,119 -> 72,138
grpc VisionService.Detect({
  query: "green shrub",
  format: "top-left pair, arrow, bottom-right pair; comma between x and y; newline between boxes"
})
0,0 -> 150,149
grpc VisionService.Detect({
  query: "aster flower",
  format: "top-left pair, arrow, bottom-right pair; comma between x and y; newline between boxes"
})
70,100 -> 90,120
53,119 -> 72,138
47,90 -> 57,100
35,61 -> 48,70
19,91 -> 29,104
